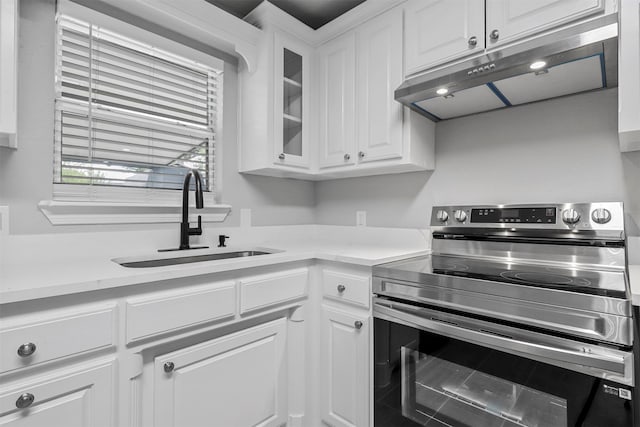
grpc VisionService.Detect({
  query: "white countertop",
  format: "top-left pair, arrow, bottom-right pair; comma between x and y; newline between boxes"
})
0,225 -> 430,304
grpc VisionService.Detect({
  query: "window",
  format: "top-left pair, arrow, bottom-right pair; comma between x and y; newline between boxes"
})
54,15 -> 222,200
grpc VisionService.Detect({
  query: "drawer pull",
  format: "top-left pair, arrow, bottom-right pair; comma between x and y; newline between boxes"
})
164,361 -> 175,373
337,284 -> 346,293
17,343 -> 36,357
354,321 -> 363,330
16,393 -> 35,409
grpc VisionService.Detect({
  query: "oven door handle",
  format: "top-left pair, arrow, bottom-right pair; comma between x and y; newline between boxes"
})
373,298 -> 630,377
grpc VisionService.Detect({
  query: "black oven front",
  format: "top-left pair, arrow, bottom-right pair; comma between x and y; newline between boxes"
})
373,298 -> 635,427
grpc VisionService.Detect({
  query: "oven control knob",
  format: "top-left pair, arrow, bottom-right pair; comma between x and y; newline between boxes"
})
562,209 -> 581,225
435,210 -> 449,222
591,208 -> 611,224
454,210 -> 467,223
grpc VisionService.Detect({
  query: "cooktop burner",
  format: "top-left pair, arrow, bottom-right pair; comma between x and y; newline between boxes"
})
499,271 -> 592,287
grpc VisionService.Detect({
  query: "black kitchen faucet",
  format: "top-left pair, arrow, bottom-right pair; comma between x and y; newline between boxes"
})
179,169 -> 206,250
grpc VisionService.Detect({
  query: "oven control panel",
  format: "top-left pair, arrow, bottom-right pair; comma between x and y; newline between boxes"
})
471,207 -> 556,224
431,202 -> 624,232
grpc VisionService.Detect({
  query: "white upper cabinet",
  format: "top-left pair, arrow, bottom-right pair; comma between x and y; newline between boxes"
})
274,32 -> 312,168
405,0 -> 608,76
315,5 -> 435,179
404,0 -> 485,76
241,1 -> 435,180
486,0 -> 604,47
0,0 -> 18,148
618,0 -> 640,152
356,7 -> 404,164
317,32 -> 356,169
239,3 -> 314,179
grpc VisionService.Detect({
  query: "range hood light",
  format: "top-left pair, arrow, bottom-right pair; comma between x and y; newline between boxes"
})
436,88 -> 449,95
529,60 -> 547,70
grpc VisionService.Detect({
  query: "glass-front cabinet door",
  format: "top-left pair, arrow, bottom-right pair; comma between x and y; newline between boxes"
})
273,32 -> 310,168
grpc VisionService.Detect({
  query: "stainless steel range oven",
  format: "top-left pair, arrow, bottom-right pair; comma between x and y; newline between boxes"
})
373,202 -> 636,427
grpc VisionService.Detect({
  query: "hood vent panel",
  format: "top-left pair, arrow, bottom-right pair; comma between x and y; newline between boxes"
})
395,15 -> 618,122
414,85 -> 507,121
493,54 -> 604,105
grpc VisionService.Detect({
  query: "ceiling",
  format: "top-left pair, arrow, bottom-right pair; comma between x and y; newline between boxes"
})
206,0 -> 366,29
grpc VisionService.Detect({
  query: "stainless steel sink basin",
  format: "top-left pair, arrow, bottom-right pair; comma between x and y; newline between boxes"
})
116,250 -> 274,268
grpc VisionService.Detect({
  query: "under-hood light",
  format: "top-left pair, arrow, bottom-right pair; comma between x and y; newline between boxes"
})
529,60 -> 547,70
436,88 -> 449,95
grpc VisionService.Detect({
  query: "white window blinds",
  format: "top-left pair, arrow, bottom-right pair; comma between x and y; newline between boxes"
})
54,16 -> 221,193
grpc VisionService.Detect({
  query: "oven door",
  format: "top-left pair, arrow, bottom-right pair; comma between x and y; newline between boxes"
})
373,297 -> 635,427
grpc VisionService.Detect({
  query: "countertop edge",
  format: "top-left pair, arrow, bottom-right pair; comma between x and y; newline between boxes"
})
0,249 -> 430,305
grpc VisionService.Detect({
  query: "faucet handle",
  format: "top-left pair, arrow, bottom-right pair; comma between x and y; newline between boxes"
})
188,215 -> 203,235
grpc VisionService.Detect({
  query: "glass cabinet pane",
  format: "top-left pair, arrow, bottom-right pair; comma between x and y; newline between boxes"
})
283,48 -> 302,157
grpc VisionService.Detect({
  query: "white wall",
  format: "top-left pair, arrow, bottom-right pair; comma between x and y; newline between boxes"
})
315,89 -> 640,234
2,1 -> 638,238
0,0 -> 316,235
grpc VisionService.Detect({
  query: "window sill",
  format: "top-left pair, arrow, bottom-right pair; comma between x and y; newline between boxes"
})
38,200 -> 231,225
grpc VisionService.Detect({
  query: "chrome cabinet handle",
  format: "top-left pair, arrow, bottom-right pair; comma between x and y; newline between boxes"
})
468,36 -> 477,47
344,153 -> 350,161
490,29 -> 499,40
354,321 -> 363,330
278,153 -> 285,160
15,393 -> 35,409
17,343 -> 36,357
358,151 -> 365,159
337,284 -> 346,293
163,362 -> 175,373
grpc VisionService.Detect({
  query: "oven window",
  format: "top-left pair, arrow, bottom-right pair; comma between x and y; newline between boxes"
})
401,347 -> 567,426
374,318 -> 633,427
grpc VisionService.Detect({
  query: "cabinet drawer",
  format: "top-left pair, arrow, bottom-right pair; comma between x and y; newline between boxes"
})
239,268 -> 308,314
0,360 -> 114,426
322,270 -> 370,308
126,281 -> 235,344
0,304 -> 116,374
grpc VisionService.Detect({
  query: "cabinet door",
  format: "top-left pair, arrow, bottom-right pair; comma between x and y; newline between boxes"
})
154,318 -> 288,427
274,32 -> 311,169
0,0 -> 18,148
356,7 -> 404,164
619,0 -> 640,151
404,0 -> 485,75
320,306 -> 369,427
486,0 -> 604,46
318,32 -> 356,169
0,361 -> 114,427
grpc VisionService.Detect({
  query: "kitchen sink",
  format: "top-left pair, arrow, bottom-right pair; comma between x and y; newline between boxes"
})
115,250 -> 276,268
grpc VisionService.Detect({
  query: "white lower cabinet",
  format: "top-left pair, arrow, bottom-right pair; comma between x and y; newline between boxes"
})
154,318 -> 288,427
619,0 -> 640,151
0,360 -> 115,427
320,305 -> 370,427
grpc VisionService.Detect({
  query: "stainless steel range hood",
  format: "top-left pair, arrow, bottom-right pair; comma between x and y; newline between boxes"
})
395,14 -> 618,122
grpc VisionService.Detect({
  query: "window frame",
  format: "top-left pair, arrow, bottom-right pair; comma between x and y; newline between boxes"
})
40,0 -> 231,225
